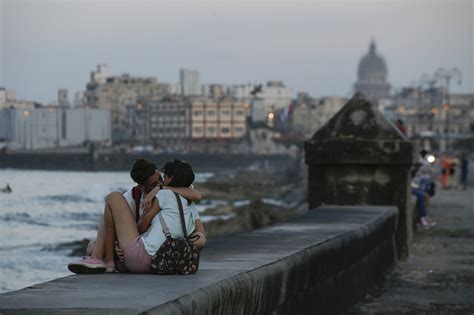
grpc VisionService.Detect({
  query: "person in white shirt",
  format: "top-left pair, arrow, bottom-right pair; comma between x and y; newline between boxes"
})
69,159 -> 203,273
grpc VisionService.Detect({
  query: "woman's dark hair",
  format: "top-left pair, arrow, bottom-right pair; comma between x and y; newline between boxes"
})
130,159 -> 156,185
161,159 -> 195,188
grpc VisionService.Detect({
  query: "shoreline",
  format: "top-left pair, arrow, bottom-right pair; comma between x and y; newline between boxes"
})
0,151 -> 295,173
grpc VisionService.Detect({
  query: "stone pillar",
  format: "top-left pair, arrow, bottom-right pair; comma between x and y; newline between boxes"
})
304,93 -> 414,259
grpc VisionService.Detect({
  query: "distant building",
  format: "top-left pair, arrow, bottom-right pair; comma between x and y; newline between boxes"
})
123,96 -> 247,153
207,84 -> 226,100
188,98 -> 246,152
149,97 -> 189,152
84,64 -> 165,144
0,88 -> 6,104
291,96 -> 347,137
354,40 -> 391,104
0,107 -> 111,150
0,88 -> 19,109
73,91 -> 86,107
229,81 -> 293,126
387,89 -> 474,151
58,89 -> 70,107
179,69 -> 200,96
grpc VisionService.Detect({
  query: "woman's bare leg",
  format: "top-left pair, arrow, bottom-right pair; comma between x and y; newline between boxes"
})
89,215 -> 106,258
95,192 -> 139,262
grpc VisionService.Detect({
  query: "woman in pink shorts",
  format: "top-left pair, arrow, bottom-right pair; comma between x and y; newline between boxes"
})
68,159 -> 206,274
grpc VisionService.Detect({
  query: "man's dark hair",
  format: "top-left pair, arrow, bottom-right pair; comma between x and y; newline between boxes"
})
420,149 -> 428,158
130,159 -> 156,185
161,159 -> 195,188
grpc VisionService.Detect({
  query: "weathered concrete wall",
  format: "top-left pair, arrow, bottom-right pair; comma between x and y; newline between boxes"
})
305,93 -> 414,259
0,205 -> 397,315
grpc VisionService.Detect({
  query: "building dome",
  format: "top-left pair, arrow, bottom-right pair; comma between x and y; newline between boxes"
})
354,40 -> 391,103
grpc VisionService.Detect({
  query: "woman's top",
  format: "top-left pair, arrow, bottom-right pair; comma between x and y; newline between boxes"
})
141,189 -> 200,255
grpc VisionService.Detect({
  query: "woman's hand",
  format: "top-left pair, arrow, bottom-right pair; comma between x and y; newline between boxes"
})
143,185 -> 161,211
115,241 -> 125,262
190,232 -> 206,249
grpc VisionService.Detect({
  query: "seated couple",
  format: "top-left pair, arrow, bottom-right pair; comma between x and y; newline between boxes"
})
68,159 -> 206,274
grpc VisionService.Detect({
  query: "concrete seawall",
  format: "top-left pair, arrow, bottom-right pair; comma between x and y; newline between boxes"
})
0,152 -> 294,172
0,205 -> 398,314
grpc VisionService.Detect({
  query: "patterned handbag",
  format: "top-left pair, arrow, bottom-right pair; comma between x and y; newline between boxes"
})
150,192 -> 200,275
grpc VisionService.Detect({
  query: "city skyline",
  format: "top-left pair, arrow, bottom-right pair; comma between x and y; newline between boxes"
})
1,0 -> 473,103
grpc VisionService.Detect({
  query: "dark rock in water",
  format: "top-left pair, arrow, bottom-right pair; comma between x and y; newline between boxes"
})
204,199 -> 301,238
42,239 -> 90,257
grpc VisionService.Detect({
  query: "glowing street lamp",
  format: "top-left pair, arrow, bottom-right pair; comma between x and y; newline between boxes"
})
435,67 -> 462,152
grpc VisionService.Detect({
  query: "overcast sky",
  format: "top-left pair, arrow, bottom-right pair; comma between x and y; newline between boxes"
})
1,0 -> 472,103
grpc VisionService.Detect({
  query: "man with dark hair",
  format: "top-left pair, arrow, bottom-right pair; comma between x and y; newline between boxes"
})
73,158 -> 201,273
130,159 -> 159,187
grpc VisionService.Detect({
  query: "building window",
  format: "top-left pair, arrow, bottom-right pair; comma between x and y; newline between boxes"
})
235,127 -> 243,133
207,110 -> 216,116
193,110 -> 202,116
208,127 -> 216,133
194,127 -> 203,133
221,110 -> 230,116
235,110 -> 244,116
221,127 -> 230,133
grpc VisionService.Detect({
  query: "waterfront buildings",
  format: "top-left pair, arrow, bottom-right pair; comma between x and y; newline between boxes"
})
84,64 -> 166,144
0,107 -> 111,150
123,95 -> 248,153
354,40 -> 391,104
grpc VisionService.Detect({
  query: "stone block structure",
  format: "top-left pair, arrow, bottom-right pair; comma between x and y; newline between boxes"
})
305,93 -> 414,259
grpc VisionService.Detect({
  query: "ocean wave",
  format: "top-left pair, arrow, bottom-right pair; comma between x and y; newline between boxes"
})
38,195 -> 97,203
0,212 -> 49,226
61,212 -> 102,222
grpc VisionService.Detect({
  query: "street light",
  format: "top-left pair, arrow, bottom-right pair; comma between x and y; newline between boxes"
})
435,68 -> 462,152
420,73 -> 438,132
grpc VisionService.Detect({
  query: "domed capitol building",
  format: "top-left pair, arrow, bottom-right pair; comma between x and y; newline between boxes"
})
354,40 -> 391,103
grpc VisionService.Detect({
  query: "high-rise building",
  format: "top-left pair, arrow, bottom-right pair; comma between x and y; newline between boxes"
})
58,89 -> 70,107
354,40 -> 391,104
179,69 -> 200,96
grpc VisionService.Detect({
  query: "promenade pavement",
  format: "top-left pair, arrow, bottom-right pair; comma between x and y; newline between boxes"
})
351,186 -> 474,314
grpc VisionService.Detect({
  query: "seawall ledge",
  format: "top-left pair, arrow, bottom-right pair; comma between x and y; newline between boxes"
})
0,205 -> 398,315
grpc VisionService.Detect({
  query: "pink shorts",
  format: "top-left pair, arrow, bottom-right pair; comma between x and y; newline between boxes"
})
124,236 -> 152,273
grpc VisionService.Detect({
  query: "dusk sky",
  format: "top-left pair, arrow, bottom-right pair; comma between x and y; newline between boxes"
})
1,0 -> 473,103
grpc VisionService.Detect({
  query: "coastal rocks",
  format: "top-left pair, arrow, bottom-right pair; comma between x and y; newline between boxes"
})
42,239 -> 90,257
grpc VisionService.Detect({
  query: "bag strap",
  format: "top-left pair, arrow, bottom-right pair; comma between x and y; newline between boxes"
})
158,212 -> 171,238
174,192 -> 188,238
131,186 -> 142,223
